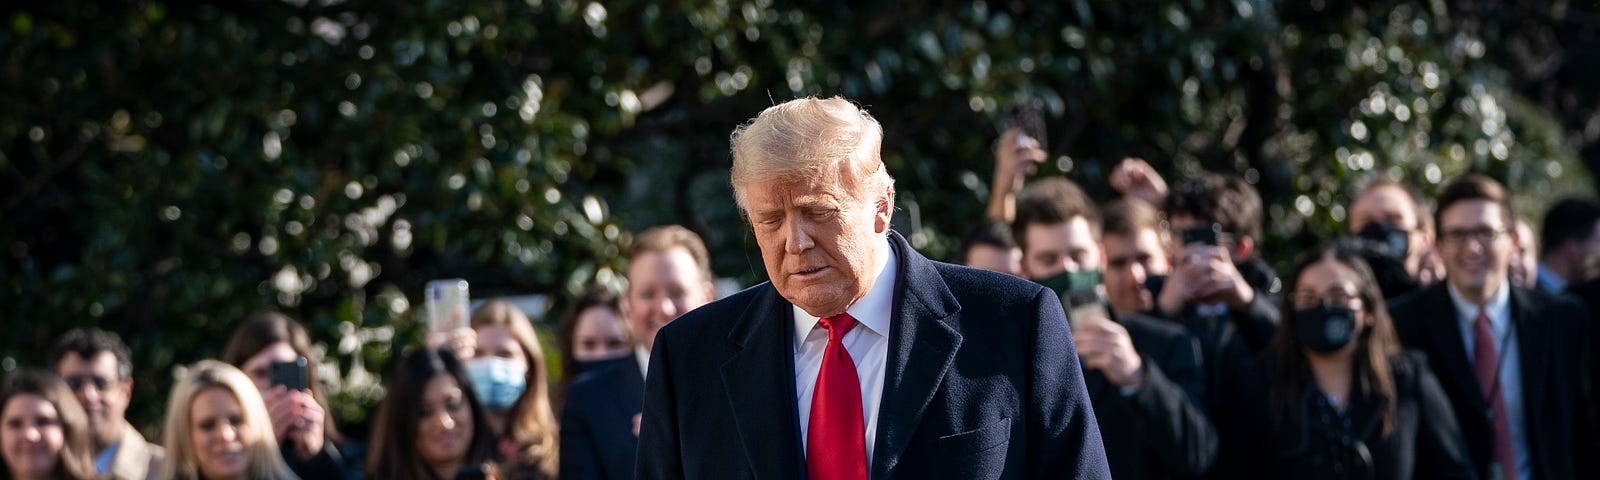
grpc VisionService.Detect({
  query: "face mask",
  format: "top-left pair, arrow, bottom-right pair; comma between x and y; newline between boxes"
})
571,357 -> 627,378
465,357 -> 527,411
1143,274 -> 1168,302
1293,305 -> 1358,353
1357,222 -> 1409,261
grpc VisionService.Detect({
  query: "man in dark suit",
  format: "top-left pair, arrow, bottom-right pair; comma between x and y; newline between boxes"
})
561,225 -> 716,480
636,97 -> 1110,479
1535,198 -> 1600,294
1012,186 -> 1216,479
1389,174 -> 1597,480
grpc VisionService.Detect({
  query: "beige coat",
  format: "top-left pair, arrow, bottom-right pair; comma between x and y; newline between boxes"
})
105,419 -> 165,480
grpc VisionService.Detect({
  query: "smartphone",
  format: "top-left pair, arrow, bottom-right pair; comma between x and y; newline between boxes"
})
1061,289 -> 1110,333
1180,223 -> 1229,247
269,357 -> 309,391
425,279 -> 470,333
1005,99 -> 1048,152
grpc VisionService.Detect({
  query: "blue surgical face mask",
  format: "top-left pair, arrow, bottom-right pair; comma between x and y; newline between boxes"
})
465,357 -> 527,411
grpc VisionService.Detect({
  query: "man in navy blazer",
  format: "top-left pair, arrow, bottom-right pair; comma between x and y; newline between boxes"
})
562,225 -> 717,480
635,97 -> 1110,479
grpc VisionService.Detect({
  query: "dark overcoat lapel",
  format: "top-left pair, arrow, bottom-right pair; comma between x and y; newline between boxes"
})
870,232 -> 964,479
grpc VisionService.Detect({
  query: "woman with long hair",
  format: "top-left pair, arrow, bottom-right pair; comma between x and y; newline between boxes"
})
0,369 -> 95,480
1254,241 -> 1474,479
365,349 -> 497,480
466,300 -> 558,479
220,312 -> 362,480
158,360 -> 297,480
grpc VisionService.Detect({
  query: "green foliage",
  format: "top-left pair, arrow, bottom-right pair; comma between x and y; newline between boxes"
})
1,0 -> 1592,437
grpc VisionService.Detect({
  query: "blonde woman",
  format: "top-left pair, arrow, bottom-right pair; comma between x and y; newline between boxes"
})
159,360 -> 297,480
467,300 -> 558,479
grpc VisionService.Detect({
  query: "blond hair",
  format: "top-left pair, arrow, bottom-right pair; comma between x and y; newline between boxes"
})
729,96 -> 894,213
469,300 -> 559,478
159,360 -> 297,480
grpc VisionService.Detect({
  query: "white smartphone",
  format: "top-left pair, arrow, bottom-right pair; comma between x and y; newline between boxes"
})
425,279 -> 470,333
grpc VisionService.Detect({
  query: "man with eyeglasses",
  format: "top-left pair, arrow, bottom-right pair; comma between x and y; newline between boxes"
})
1389,174 -> 1597,480
48,328 -> 163,480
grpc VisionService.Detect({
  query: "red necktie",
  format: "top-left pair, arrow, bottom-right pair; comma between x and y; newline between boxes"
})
807,313 -> 868,480
1472,308 -> 1516,480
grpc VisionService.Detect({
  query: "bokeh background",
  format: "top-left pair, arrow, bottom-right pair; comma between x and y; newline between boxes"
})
4,0 -> 1597,437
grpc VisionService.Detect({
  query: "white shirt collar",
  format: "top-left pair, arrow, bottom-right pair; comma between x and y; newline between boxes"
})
635,345 -> 650,378
1448,278 -> 1511,329
792,237 -> 896,350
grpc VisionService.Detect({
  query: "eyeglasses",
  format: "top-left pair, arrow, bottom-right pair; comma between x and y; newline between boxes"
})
1291,289 -> 1363,309
1438,227 -> 1506,246
62,375 -> 116,391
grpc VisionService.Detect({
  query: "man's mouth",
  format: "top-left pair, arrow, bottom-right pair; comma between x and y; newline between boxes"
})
794,266 -> 827,278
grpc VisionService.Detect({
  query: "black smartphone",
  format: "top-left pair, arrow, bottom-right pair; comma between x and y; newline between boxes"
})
269,357 -> 309,392
1180,223 -> 1225,247
1005,99 -> 1048,152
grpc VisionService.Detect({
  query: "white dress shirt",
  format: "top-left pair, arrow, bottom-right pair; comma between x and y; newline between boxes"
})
1449,282 -> 1530,480
793,239 -> 895,467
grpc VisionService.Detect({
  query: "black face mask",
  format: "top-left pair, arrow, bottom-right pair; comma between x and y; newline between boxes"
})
1293,305 -> 1358,353
1143,274 -> 1168,302
1357,222 -> 1409,260
571,356 -> 629,377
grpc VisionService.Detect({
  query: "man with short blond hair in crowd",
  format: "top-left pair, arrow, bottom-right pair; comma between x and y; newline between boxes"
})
637,97 -> 1109,478
561,224 -> 716,480
49,328 -> 164,480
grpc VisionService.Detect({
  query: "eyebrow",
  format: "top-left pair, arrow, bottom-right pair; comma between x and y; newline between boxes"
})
790,194 -> 840,210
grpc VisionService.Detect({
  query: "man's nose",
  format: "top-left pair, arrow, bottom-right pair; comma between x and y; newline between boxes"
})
657,297 -> 679,317
785,219 -> 814,253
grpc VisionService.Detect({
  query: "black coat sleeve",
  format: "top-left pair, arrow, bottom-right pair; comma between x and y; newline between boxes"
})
1229,294 -> 1280,354
1410,356 -> 1477,480
1120,333 -> 1217,477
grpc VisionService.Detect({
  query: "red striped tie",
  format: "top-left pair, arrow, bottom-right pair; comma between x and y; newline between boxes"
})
1472,308 -> 1516,480
807,313 -> 867,480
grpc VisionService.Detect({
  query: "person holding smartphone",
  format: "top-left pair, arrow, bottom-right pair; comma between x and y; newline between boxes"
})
158,360 -> 300,480
465,300 -> 558,480
1011,177 -> 1216,480
221,312 -> 363,480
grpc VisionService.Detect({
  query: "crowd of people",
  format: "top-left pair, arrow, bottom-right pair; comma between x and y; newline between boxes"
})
4,95 -> 1599,480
